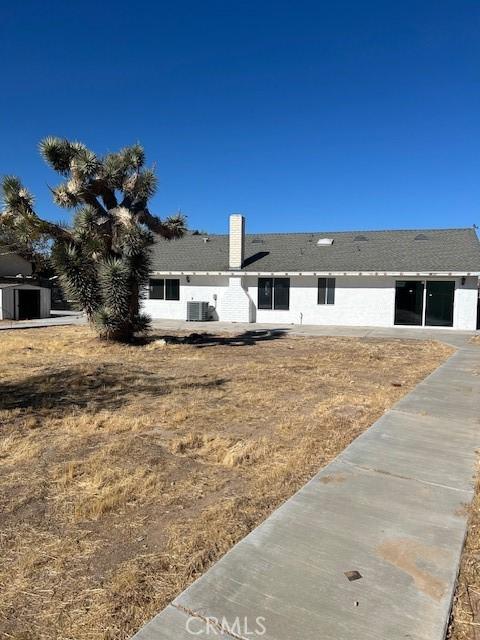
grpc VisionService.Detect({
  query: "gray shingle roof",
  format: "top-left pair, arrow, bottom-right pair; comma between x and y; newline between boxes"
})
150,228 -> 480,273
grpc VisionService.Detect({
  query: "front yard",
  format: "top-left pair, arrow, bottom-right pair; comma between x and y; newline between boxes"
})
0,326 -> 451,639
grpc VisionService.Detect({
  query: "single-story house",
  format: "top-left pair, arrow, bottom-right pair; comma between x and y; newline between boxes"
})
0,248 -> 51,320
144,214 -> 480,330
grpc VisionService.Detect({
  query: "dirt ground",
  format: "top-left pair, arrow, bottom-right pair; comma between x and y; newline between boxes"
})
448,472 -> 480,640
0,326 -> 451,640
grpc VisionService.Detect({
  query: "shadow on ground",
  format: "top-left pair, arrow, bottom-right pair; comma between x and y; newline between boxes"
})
0,363 -> 227,414
0,330 -> 287,416
149,329 -> 289,348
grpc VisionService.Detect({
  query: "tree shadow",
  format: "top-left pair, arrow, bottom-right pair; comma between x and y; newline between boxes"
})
0,363 -> 227,415
149,328 -> 289,348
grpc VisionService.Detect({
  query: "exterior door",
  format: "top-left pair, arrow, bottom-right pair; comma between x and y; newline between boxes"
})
394,281 -> 424,325
425,281 -> 455,327
17,289 -> 41,320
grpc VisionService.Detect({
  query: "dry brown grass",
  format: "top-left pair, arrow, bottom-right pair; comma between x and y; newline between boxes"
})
448,468 -> 480,640
0,326 -> 452,640
470,336 -> 480,345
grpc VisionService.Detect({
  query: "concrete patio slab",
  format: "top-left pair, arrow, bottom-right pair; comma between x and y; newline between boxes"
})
129,330 -> 480,640
150,318 -> 478,349
0,313 -> 86,330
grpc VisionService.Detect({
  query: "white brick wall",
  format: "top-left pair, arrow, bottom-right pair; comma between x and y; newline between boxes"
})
247,275 -> 478,329
229,215 -> 245,269
247,275 -> 395,326
454,276 -> 478,330
218,276 -> 254,322
143,276 -> 229,320
144,273 -> 479,330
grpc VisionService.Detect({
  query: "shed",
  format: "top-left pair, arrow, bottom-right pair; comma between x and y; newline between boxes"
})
0,280 -> 51,320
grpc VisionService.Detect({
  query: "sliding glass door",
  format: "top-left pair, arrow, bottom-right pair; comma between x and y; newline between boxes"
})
394,281 -> 424,326
425,281 -> 455,327
395,280 -> 455,327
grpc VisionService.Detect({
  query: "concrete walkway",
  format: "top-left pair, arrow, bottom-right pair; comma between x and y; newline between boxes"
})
1,314 -> 476,350
0,312 -> 86,330
151,319 -> 477,349
132,331 -> 480,640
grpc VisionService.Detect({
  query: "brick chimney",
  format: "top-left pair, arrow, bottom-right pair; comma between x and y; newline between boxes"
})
229,213 -> 245,269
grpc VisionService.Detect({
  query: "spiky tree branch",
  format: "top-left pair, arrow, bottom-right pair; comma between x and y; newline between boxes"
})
2,176 -> 72,242
1,138 -> 186,341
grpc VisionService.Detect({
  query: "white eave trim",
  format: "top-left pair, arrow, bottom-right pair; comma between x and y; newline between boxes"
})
150,270 -> 480,277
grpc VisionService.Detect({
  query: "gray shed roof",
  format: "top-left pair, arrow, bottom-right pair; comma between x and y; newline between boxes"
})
150,228 -> 480,274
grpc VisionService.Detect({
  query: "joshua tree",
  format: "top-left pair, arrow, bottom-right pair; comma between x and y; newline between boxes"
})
0,138 -> 185,341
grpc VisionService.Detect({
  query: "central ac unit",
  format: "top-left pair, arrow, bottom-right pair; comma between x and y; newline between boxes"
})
187,301 -> 209,321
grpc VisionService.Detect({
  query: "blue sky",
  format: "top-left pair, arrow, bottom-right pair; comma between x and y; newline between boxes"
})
1,1 -> 479,234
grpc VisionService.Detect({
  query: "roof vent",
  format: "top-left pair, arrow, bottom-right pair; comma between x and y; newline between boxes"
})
251,238 -> 265,244
317,238 -> 334,246
202,237 -> 209,243
414,234 -> 428,241
353,235 -> 368,241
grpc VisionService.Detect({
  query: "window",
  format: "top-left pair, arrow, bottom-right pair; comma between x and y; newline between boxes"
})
318,278 -> 335,305
273,278 -> 290,310
165,279 -> 180,301
148,278 -> 180,300
258,278 -> 290,310
258,278 -> 272,309
149,279 -> 164,300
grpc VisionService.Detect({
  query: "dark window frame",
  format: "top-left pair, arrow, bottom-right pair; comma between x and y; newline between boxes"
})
149,278 -> 165,300
165,278 -> 180,301
258,277 -> 273,309
273,277 -> 290,310
318,278 -> 336,305
257,277 -> 290,310
148,278 -> 180,301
